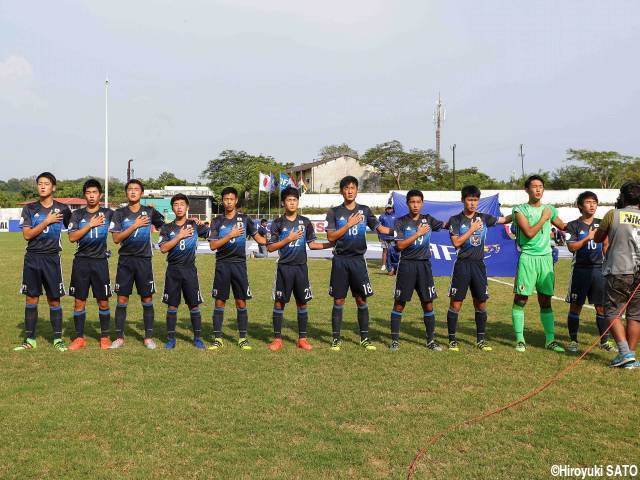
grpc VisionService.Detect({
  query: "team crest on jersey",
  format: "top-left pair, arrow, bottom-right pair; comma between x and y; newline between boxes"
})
34,213 -> 39,218
54,208 -> 60,214
141,211 -> 148,216
298,220 -> 303,225
470,234 -> 481,247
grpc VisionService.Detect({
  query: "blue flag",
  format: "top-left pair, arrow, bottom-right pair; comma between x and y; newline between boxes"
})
279,173 -> 290,192
390,192 -> 517,277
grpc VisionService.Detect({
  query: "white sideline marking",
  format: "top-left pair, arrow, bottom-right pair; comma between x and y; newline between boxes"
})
487,277 -> 595,311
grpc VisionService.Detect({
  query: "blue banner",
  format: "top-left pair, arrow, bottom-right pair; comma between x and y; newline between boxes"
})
390,192 -> 517,277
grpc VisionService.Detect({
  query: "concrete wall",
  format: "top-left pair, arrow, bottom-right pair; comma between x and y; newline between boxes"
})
310,156 -> 376,193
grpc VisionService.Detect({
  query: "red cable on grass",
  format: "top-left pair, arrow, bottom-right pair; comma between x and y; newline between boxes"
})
407,279 -> 640,480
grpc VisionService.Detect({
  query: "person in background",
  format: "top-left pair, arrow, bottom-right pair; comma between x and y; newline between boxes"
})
254,218 -> 269,258
378,204 -> 396,271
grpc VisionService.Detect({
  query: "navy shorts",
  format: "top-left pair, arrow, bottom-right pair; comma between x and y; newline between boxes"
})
212,261 -> 251,301
329,255 -> 373,299
162,265 -> 203,307
115,256 -> 156,297
69,257 -> 112,300
20,253 -> 66,298
448,260 -> 489,302
273,263 -> 312,303
394,260 -> 436,302
566,266 -> 605,306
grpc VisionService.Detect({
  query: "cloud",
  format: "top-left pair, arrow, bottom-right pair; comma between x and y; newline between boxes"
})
0,55 -> 44,109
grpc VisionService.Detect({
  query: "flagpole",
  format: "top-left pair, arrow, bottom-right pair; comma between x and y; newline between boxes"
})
258,187 -> 261,219
268,172 -> 272,219
104,78 -> 109,207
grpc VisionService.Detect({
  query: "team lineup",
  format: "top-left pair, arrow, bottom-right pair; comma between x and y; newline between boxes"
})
13,172 -> 640,368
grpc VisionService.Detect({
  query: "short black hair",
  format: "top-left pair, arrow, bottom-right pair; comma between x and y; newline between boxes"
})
82,178 -> 102,193
461,185 -> 481,199
576,190 -> 598,211
281,186 -> 299,202
406,189 -> 424,202
339,176 -> 358,190
221,186 -> 238,198
36,172 -> 57,186
170,193 -> 189,206
617,182 -> 640,208
125,179 -> 144,192
524,175 -> 545,189
260,218 -> 267,224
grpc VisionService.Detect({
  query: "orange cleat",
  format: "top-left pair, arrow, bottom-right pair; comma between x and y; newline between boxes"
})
297,338 -> 313,350
268,338 -> 283,351
68,337 -> 87,351
100,337 -> 111,350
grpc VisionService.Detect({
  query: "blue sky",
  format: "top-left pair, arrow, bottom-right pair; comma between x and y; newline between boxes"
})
1,1 -> 638,182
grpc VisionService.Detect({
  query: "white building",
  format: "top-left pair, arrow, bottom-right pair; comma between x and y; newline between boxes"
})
287,155 -> 378,193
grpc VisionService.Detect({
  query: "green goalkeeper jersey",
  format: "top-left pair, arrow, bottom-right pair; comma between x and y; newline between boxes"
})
512,203 -> 558,256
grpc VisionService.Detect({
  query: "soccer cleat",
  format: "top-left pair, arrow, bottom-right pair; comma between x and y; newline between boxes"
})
545,341 -> 565,353
621,360 -> 640,369
297,338 -> 313,351
109,338 -> 125,349
100,337 -> 111,350
426,340 -> 443,351
143,338 -> 157,350
389,340 -> 400,352
238,338 -> 252,350
566,341 -> 578,353
193,337 -> 206,349
330,338 -> 342,351
599,340 -> 617,352
268,338 -> 283,352
68,337 -> 86,351
53,339 -> 68,352
448,340 -> 460,352
476,340 -> 493,352
164,338 -> 177,349
609,352 -> 636,368
208,338 -> 224,350
515,341 -> 526,352
360,338 -> 377,351
13,338 -> 37,351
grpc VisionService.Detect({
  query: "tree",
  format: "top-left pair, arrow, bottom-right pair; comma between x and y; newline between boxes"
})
200,150 -> 290,207
566,149 -> 637,188
317,143 -> 358,161
144,171 -> 191,190
360,141 -> 440,190
547,165 -> 599,190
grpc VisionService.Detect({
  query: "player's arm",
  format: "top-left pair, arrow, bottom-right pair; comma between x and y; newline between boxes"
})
376,225 -> 393,235
566,229 -> 595,253
112,215 -> 150,244
267,227 -> 303,252
68,214 -> 105,242
497,214 -> 512,224
514,209 -> 551,239
22,210 -> 63,240
208,223 -> 243,250
396,223 -> 430,250
551,216 -> 566,231
159,225 -> 193,254
602,235 -> 609,255
450,220 -> 482,248
326,213 -> 363,242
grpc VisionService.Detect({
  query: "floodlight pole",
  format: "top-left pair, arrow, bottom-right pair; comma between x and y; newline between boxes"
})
104,78 -> 109,207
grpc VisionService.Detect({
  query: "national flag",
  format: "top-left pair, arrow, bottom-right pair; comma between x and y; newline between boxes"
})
298,176 -> 308,194
270,173 -> 277,192
259,172 -> 271,192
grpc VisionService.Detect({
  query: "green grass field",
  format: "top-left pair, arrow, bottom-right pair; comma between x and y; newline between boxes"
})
0,233 -> 638,479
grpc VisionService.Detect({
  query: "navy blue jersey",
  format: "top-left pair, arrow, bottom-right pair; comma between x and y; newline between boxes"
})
268,215 -> 316,265
447,212 -> 498,261
208,213 -> 258,263
158,220 -> 209,267
68,207 -> 113,259
325,203 -> 379,257
565,218 -> 603,267
109,205 -> 165,258
395,214 -> 444,261
20,200 -> 72,254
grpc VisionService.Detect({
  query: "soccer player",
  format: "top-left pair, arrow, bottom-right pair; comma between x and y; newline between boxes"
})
158,194 -> 209,349
511,175 -> 566,352
14,172 -> 72,352
389,189 -> 446,351
208,186 -> 267,350
266,187 -> 333,351
564,191 -> 615,353
109,179 -> 165,349
67,179 -> 113,350
378,204 -> 396,272
594,182 -> 640,368
446,185 -> 512,352
326,175 -> 393,352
